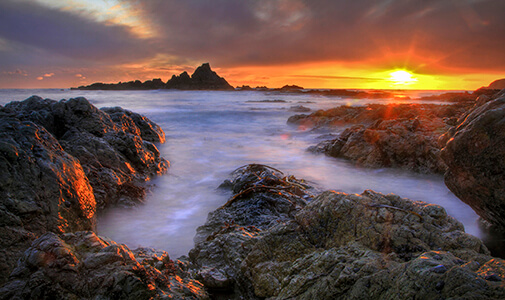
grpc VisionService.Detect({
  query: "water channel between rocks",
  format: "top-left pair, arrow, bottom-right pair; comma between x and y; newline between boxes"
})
0,89 -> 482,258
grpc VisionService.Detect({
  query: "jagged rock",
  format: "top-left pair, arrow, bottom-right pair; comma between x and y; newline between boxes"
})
0,232 -> 209,299
296,103 -> 469,173
166,63 -> 234,90
0,117 -> 95,284
188,165 -> 504,299
441,90 -> 505,230
3,96 -> 169,209
0,96 -> 168,284
189,164 -> 315,296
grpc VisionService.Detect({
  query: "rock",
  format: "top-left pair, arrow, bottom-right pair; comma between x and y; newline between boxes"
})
0,117 -> 95,284
189,164 -> 315,296
188,165 -> 505,299
487,78 -> 505,90
289,105 -> 311,112
3,96 -> 169,209
0,232 -> 209,299
0,96 -> 168,284
441,90 -> 505,230
165,63 -> 234,90
295,103 -> 470,174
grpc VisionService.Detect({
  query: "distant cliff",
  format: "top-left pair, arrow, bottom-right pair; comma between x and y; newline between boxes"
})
73,63 -> 234,91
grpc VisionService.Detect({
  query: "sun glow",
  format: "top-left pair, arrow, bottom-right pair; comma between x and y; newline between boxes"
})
389,70 -> 418,86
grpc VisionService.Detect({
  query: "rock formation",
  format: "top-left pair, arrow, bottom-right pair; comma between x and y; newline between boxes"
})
0,117 -> 96,283
440,89 -> 505,230
187,164 -> 505,299
0,231 -> 208,299
291,103 -> 468,174
165,63 -> 234,90
487,78 -> 505,90
0,96 -> 168,284
74,63 -> 234,91
3,96 -> 169,209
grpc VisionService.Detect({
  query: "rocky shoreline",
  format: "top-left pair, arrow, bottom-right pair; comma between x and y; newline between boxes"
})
1,94 -> 505,299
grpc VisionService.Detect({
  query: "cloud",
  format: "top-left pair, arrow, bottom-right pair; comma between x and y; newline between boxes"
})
125,0 -> 505,74
0,0 -> 156,64
0,0 -> 504,88
3,69 -> 28,76
43,73 -> 54,77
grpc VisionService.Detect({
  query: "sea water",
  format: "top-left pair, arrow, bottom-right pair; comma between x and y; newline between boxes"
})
0,89 -> 482,257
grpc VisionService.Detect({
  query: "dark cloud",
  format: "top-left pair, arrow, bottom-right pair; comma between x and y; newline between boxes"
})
126,0 -> 505,73
0,0 -> 503,88
0,0 -> 156,64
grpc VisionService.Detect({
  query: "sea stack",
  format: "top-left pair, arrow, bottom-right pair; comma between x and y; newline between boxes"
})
165,63 -> 234,90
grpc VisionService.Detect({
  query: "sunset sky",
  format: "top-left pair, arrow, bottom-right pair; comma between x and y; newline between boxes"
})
0,0 -> 504,90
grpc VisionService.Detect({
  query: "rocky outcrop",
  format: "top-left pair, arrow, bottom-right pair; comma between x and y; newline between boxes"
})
188,164 -> 505,299
0,96 -> 168,284
165,63 -> 234,90
75,63 -> 234,90
487,79 -> 505,90
440,90 -> 505,230
0,116 -> 96,284
3,96 -> 169,209
0,231 -> 208,299
294,104 -> 468,173
189,164 -> 315,297
74,78 -> 166,90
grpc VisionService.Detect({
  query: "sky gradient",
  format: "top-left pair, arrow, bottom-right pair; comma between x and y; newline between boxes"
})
0,0 -> 504,90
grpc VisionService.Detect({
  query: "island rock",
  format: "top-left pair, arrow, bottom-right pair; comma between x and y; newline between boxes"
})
165,63 -> 234,90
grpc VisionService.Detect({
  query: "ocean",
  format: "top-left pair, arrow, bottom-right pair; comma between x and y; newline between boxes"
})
0,89 -> 482,258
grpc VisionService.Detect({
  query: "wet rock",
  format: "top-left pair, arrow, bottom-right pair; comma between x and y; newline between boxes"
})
188,165 -> 505,299
0,96 -> 168,284
296,103 -> 469,173
441,90 -> 505,230
3,96 -> 169,209
189,164 -> 315,297
0,232 -> 209,300
0,117 -> 95,284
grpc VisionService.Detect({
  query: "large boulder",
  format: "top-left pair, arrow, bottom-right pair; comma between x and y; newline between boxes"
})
0,117 -> 95,284
4,96 -> 169,209
0,231 -> 209,299
440,90 -> 505,230
188,165 -> 505,299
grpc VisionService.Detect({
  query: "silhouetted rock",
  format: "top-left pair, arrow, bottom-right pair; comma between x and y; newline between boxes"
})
0,231 -> 209,299
441,90 -> 505,230
165,63 -> 234,90
74,63 -> 233,90
187,164 -> 504,299
487,78 -> 505,90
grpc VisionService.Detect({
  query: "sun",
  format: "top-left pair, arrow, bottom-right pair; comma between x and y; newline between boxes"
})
389,70 -> 418,86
